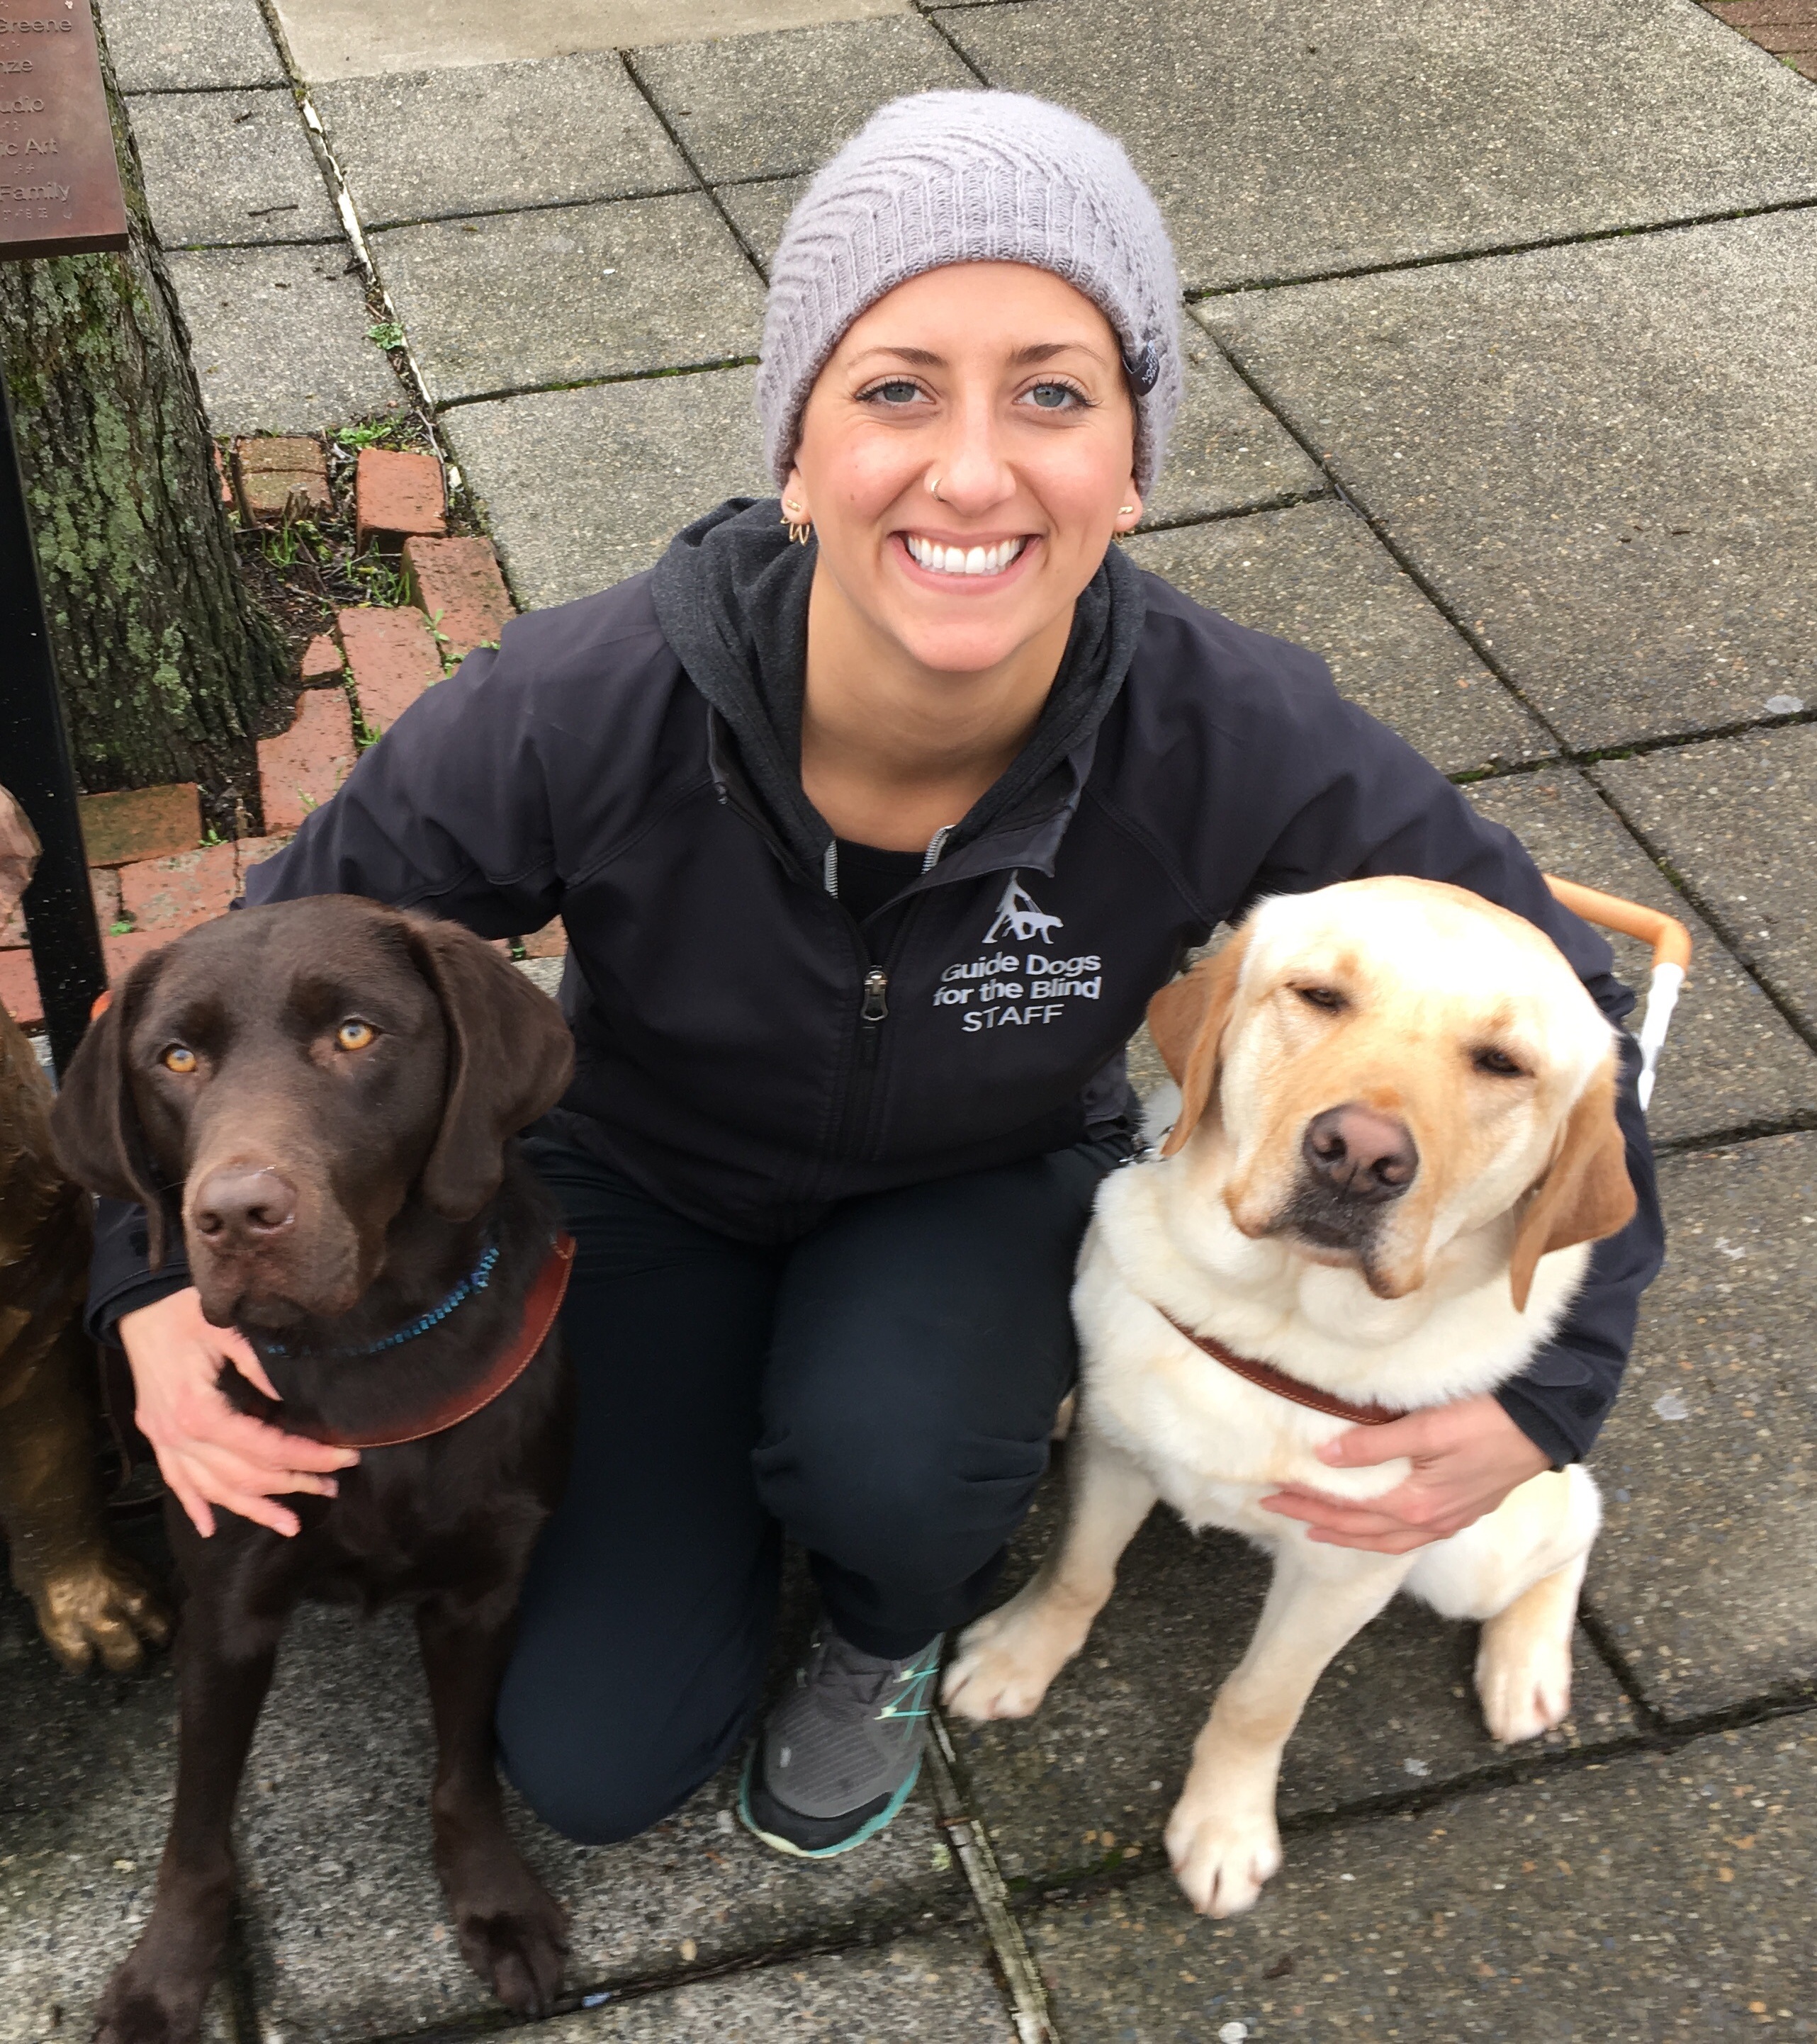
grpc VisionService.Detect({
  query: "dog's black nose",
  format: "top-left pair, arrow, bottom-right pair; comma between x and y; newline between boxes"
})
193,1166 -> 298,1245
1302,1106 -> 1418,1202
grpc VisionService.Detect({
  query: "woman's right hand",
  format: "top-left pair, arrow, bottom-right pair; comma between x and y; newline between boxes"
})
117,1288 -> 359,1539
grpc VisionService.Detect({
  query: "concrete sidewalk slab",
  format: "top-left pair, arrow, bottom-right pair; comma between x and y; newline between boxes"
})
314,55 -> 690,230
937,0 -> 1817,295
539,1928 -> 1013,2040
0,1554 -> 233,2044
950,1476 -> 1636,1890
444,368 -> 770,609
1025,1719 -> 1817,2042
235,1603 -> 968,2040
630,16 -> 974,183
99,0 -> 286,93
716,174 -> 809,275
1596,725 -> 1817,1036
1139,344 -> 1322,529
1125,500 -> 1551,775
373,196 -> 765,404
271,0 -> 913,81
1463,769 -> 1817,1147
169,244 -> 408,434
1586,1133 -> 1817,1722
1200,213 -> 1817,750
127,90 -> 341,249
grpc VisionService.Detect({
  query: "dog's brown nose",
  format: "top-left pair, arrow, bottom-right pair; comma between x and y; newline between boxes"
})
192,1165 -> 298,1246
1302,1106 -> 1418,1203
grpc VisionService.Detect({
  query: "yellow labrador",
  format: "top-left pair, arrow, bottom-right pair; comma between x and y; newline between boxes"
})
943,877 -> 1636,1917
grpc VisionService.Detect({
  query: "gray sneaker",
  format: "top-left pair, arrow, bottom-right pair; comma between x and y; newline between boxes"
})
736,1627 -> 943,1858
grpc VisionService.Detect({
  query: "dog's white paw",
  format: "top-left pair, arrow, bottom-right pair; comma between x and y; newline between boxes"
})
941,1598 -> 1081,1720
1475,1630 -> 1573,1746
1164,1798 -> 1282,1918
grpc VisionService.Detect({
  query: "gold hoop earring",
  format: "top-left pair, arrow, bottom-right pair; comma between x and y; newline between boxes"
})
1118,504 -> 1137,516
781,497 -> 812,546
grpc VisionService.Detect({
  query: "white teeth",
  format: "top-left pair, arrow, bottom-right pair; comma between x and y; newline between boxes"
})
905,535 -> 1026,576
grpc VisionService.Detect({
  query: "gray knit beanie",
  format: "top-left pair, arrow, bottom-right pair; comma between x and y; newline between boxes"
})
758,91 -> 1181,496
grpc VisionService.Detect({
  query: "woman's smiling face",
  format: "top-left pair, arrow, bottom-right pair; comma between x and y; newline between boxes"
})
785,261 -> 1142,679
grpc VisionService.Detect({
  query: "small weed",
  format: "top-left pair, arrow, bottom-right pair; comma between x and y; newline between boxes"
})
348,550 -> 409,606
366,320 -> 407,351
335,419 -> 408,453
200,826 -> 223,848
109,918 -> 133,937
264,517 -> 329,570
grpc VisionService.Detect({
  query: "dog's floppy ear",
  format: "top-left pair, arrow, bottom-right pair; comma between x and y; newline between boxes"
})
1508,1054 -> 1636,1312
1146,928 -> 1251,1160
50,947 -> 176,1267
407,916 -> 575,1221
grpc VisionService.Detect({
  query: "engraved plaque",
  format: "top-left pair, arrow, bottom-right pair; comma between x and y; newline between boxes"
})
0,0 -> 128,261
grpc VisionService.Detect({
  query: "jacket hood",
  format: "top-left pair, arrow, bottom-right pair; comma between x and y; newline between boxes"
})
650,497 -> 1148,875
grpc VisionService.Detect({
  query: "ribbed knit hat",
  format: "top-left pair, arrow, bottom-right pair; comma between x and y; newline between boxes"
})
758,91 -> 1181,495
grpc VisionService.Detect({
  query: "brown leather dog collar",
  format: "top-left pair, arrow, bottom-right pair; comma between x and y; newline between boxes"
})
1152,1302 -> 1400,1428
318,1232 -> 575,1450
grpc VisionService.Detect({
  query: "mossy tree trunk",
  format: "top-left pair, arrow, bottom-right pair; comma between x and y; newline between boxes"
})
0,20 -> 287,794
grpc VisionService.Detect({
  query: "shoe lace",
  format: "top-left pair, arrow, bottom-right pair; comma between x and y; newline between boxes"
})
806,1632 -> 941,1727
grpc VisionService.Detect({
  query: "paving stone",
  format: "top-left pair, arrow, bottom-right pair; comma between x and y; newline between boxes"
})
353,446 -> 444,550
1584,1132 -> 1817,1722
233,832 -> 293,883
78,783 -> 200,866
99,0 -> 286,92
235,433 -> 334,521
1123,501 -> 1551,777
443,366 -> 769,610
372,193 -> 764,405
403,534 -> 514,660
936,0 -> 1817,294
270,0 -> 913,81
630,15 -> 973,183
0,949 -> 40,1027
337,604 -> 442,731
313,53 -> 687,231
1197,212 -> 1817,751
951,1471 -> 1638,1890
125,89 -> 339,249
235,1601 -> 969,2040
0,1535 -> 235,2043
118,840 -> 238,934
168,244 -> 410,436
1138,344 -> 1322,530
257,686 -> 356,830
298,632 -> 343,682
1025,1718 -> 1817,2043
1595,725 -> 1817,1036
1463,769 -> 1817,1146
1,868 -> 121,951
538,1926 -> 1012,2040
715,173 -> 809,274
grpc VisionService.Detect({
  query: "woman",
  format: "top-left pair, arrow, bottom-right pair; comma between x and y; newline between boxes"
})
91,92 -> 1661,1862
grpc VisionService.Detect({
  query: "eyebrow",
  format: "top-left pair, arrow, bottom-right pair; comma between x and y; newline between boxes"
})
845,340 -> 1112,368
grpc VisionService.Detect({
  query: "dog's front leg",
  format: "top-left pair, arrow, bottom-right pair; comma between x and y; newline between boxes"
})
93,1553 -> 286,2044
944,1421 -> 1158,1720
1167,1540 -> 1412,1919
416,1591 -> 567,2017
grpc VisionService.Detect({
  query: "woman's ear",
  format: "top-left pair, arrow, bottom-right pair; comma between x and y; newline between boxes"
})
405,917 -> 575,1221
50,948 -> 175,1265
1113,485 -> 1142,533
1508,1056 -> 1636,1312
1146,929 -> 1251,1159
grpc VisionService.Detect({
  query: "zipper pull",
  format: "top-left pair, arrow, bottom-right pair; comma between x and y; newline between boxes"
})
861,968 -> 890,1023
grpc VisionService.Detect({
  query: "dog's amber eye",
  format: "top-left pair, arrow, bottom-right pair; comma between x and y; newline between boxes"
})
1295,986 -> 1346,1013
161,1044 -> 198,1075
1474,1047 -> 1526,1078
336,1020 -> 376,1052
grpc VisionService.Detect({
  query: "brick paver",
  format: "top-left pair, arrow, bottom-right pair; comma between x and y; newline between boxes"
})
402,534 -> 514,661
257,687 -> 357,830
337,604 -> 442,732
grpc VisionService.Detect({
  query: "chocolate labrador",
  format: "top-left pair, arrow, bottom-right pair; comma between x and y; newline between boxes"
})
52,896 -> 577,2044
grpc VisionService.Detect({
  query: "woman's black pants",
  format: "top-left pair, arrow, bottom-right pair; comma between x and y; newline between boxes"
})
494,1131 -> 1125,1846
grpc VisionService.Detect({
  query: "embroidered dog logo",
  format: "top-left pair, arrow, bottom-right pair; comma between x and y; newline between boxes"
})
983,874 -> 1064,945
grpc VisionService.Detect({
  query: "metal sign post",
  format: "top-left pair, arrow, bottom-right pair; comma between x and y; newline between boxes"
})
0,0 -> 130,1073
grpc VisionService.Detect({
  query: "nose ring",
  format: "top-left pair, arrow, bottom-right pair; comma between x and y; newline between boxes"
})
926,472 -> 943,499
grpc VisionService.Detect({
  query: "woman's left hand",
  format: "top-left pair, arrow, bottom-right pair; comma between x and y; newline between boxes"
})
1259,1394 -> 1551,1553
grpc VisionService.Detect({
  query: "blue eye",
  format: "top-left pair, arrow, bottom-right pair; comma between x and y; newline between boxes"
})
1025,381 -> 1086,411
862,378 -> 923,406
